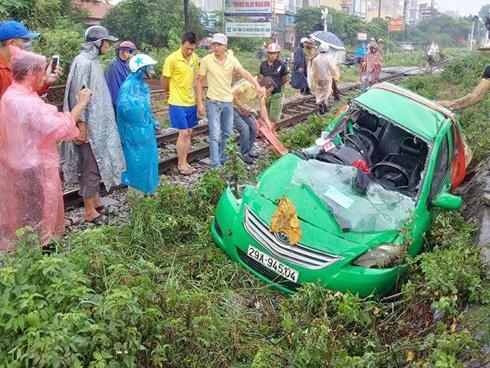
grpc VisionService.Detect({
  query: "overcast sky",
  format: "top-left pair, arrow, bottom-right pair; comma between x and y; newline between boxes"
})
438,0 -> 488,16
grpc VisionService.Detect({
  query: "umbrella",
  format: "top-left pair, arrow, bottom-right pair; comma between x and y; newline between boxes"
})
310,31 -> 345,50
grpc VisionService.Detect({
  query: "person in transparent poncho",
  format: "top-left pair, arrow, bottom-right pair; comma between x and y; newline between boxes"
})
116,54 -> 159,196
0,48 -> 91,251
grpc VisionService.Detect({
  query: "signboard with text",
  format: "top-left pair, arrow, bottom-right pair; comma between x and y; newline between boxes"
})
357,32 -> 367,41
224,0 -> 272,16
388,18 -> 404,32
225,22 -> 272,37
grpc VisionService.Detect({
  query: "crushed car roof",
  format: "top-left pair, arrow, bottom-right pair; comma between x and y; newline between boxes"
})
354,82 -> 450,140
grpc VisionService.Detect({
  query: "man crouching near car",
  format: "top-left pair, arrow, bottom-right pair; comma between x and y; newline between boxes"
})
231,76 -> 275,164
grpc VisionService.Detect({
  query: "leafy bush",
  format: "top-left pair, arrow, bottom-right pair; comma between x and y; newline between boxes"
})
1,56 -> 489,367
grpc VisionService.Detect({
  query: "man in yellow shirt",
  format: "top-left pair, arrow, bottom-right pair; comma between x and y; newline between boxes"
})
196,33 -> 263,168
232,76 -> 274,164
161,32 -> 199,175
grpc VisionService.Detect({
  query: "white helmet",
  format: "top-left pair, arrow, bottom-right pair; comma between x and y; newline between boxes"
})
318,43 -> 329,53
129,53 -> 157,73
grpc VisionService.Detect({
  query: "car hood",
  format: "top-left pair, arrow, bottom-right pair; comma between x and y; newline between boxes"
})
249,154 -> 413,246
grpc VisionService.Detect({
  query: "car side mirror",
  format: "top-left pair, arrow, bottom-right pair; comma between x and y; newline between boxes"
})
432,193 -> 462,210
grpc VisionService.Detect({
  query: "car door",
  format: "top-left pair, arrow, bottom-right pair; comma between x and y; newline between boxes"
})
409,127 -> 451,256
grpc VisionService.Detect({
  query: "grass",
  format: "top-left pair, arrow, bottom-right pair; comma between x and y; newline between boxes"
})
0,48 -> 488,367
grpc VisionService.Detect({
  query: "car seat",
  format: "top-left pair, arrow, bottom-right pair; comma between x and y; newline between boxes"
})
377,137 -> 423,190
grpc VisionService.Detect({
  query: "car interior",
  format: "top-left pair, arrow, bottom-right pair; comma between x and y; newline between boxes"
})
312,107 -> 429,197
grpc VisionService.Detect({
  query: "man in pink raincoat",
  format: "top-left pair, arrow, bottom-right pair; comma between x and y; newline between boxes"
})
0,48 -> 92,251
363,43 -> 382,88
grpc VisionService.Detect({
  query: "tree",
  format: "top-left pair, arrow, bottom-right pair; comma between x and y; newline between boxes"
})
0,0 -> 86,29
102,0 -> 204,48
479,4 -> 490,19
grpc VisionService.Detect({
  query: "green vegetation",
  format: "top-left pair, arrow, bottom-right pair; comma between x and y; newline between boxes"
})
102,0 -> 204,49
1,54 -> 489,366
0,2 -> 489,366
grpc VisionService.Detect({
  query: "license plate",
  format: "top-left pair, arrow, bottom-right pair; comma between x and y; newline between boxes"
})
247,245 -> 299,283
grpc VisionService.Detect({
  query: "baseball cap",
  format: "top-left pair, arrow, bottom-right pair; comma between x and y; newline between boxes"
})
300,37 -> 309,43
0,20 -> 39,42
211,33 -> 227,45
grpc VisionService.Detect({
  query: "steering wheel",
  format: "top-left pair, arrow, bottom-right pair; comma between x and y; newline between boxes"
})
372,162 -> 410,188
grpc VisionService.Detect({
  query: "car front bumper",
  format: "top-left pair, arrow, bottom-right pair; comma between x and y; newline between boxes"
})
211,187 -> 404,297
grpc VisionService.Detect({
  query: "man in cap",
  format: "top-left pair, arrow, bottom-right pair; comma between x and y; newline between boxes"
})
290,37 -> 309,95
196,33 -> 263,168
259,43 -> 289,132
105,40 -> 137,113
438,41 -> 490,110
0,20 -> 62,98
310,43 -> 339,114
61,25 -> 125,223
161,31 -> 199,175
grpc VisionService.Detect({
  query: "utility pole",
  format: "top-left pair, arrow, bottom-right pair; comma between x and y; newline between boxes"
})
378,0 -> 381,19
321,8 -> 329,32
184,0 -> 190,31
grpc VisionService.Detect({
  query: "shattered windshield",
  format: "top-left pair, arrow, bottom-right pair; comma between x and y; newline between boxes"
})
291,160 -> 415,232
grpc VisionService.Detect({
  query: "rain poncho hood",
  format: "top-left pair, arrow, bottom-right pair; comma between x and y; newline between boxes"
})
116,67 -> 159,194
105,53 -> 131,109
0,75 -> 79,250
61,42 -> 125,191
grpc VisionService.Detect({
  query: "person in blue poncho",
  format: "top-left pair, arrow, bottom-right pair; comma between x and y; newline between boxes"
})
105,40 -> 136,113
355,42 -> 367,63
117,54 -> 159,196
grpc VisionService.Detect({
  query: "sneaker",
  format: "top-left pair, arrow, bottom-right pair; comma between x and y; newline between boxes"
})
242,154 -> 254,165
248,147 -> 260,158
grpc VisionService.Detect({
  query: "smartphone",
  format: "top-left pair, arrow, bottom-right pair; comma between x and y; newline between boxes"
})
51,55 -> 59,74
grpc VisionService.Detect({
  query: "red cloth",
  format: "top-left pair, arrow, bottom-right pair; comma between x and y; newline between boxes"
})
0,83 -> 79,251
352,159 -> 370,174
0,53 -> 50,99
0,53 -> 13,98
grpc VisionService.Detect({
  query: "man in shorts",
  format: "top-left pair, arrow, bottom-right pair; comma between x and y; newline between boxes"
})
427,37 -> 439,74
161,31 -> 199,175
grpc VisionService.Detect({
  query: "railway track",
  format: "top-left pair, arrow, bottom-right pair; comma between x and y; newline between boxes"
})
62,64 -> 442,210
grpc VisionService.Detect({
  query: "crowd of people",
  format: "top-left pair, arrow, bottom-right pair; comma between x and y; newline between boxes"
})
4,19 -> 432,252
0,22 -> 303,250
3,17 -> 471,254
290,37 -> 341,113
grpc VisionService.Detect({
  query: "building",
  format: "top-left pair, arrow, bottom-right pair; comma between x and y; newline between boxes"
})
418,2 -> 440,21
365,0 -> 403,21
192,0 -> 222,12
405,0 -> 419,24
72,0 -> 113,25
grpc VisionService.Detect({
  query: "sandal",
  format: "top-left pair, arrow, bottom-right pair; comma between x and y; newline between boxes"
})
85,214 -> 109,225
178,167 -> 193,176
95,205 -> 111,215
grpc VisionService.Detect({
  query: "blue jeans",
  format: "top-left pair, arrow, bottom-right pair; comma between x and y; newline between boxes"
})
233,109 -> 256,155
206,99 -> 233,167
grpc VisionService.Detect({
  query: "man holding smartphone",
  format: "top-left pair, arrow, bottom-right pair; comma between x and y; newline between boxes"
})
0,20 -> 62,98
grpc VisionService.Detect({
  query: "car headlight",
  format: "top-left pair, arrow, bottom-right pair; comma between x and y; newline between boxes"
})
352,243 -> 405,268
